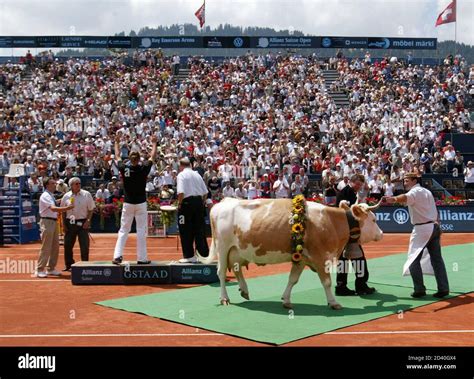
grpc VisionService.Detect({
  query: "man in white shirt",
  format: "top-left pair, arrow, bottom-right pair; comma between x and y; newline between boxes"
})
95,183 -> 111,202
464,161 -> 474,189
177,157 -> 209,263
273,173 -> 290,198
222,181 -> 235,198
234,182 -> 248,199
36,178 -> 74,278
384,172 -> 449,298
60,177 -> 96,271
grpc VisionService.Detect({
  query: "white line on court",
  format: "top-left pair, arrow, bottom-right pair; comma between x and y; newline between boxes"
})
0,333 -> 223,338
326,330 -> 474,335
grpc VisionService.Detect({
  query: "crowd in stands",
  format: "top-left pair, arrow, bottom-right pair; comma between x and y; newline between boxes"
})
1,49 -> 473,205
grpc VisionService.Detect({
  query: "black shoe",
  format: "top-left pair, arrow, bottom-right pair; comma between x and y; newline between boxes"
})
62,267 -> 71,272
433,290 -> 449,298
112,257 -> 123,265
137,260 -> 151,264
356,286 -> 376,295
411,291 -> 427,298
335,286 -> 357,296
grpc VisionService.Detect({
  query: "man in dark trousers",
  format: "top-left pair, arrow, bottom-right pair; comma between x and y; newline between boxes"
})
335,174 -> 376,296
177,157 -> 209,263
112,134 -> 157,264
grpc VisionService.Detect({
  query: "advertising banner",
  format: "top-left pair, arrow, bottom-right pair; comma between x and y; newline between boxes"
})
374,206 -> 474,233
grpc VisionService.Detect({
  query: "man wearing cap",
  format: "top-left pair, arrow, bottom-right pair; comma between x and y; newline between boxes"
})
335,174 -> 376,296
177,157 -> 209,263
112,134 -> 158,265
384,173 -> 449,298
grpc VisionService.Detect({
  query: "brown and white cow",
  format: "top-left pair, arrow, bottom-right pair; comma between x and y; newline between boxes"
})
197,198 -> 383,310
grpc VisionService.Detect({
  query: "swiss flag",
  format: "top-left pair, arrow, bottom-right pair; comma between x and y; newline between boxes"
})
195,1 -> 205,28
435,0 -> 456,27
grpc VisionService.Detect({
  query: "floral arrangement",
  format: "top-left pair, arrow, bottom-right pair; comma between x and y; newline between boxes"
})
95,197 -> 124,229
158,199 -> 179,228
435,195 -> 467,206
147,195 -> 161,211
306,195 -> 325,204
289,195 -> 306,263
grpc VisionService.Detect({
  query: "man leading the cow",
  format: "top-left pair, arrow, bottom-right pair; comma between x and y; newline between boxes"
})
335,174 -> 376,296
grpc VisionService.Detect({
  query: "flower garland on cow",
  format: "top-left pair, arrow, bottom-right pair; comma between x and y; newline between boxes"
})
289,195 -> 306,263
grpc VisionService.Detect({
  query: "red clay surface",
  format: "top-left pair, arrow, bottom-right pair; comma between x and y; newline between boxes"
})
0,234 -> 472,346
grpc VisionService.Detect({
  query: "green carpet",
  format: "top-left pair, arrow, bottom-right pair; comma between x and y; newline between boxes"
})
96,243 -> 473,345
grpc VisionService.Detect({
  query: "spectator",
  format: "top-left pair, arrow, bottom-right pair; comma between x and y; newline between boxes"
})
235,182 -> 248,199
95,183 -> 111,202
222,181 -> 235,198
464,161 -> 474,190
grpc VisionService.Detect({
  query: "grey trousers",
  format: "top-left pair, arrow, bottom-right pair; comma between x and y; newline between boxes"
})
409,224 -> 450,293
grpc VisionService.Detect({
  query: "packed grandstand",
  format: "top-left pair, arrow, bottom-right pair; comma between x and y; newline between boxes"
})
1,50 -> 473,206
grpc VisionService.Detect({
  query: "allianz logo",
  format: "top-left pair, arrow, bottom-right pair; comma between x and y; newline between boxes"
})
182,267 -> 212,275
376,209 -> 473,224
81,268 -> 112,276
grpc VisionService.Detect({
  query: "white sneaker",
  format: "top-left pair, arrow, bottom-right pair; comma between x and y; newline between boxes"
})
178,256 -> 199,264
47,270 -> 62,276
36,271 -> 48,278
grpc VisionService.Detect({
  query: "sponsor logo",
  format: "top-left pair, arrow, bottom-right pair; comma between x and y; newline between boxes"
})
84,39 -> 107,45
203,267 -> 211,276
322,37 -> 332,48
81,269 -> 106,276
207,37 -> 222,48
393,209 -> 410,225
103,268 -> 112,277
257,37 -> 269,48
439,210 -> 474,221
233,37 -> 244,47
368,38 -> 390,49
18,354 -> 56,373
141,37 -> 152,48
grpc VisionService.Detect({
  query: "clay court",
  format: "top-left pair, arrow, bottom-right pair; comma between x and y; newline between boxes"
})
0,233 -> 472,347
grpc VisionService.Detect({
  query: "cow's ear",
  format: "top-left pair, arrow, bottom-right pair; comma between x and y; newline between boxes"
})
339,200 -> 350,210
351,204 -> 368,221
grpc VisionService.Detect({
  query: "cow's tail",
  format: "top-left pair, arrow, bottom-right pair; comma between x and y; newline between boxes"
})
196,208 -> 217,264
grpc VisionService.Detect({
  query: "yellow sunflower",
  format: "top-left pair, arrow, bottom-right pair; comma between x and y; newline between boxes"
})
292,223 -> 304,234
294,205 -> 304,214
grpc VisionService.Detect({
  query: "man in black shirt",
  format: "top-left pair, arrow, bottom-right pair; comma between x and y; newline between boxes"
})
112,134 -> 157,264
335,174 -> 376,296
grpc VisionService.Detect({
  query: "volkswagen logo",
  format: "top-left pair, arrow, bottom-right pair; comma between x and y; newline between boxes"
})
233,37 -> 244,48
103,268 -> 112,277
322,38 -> 332,48
393,209 -> 409,225
203,267 -> 211,276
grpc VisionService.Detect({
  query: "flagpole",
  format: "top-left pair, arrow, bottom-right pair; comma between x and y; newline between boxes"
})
454,0 -> 457,56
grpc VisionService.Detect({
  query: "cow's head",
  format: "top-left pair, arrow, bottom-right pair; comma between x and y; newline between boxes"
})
341,201 -> 383,243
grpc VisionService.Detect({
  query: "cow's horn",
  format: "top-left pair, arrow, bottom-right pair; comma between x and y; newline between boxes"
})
368,199 -> 383,211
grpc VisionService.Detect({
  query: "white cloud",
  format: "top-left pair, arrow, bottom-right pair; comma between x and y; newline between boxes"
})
0,0 -> 471,56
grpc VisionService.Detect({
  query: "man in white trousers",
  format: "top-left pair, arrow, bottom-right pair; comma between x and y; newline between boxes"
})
112,134 -> 158,264
383,172 -> 449,298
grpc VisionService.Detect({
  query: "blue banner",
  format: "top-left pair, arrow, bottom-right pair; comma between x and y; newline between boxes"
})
374,206 -> 474,233
367,37 -> 437,50
0,35 -> 438,50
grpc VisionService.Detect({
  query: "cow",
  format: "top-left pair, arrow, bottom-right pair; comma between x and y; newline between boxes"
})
197,198 -> 383,310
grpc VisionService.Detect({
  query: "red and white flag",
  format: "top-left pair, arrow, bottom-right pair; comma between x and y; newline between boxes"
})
195,1 -> 205,28
435,0 -> 456,27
